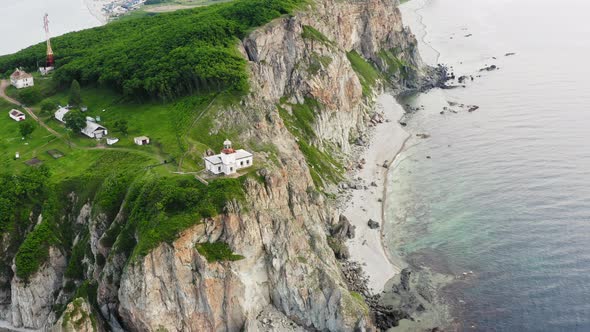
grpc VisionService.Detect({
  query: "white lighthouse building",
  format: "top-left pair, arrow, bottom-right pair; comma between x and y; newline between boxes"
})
204,140 -> 253,175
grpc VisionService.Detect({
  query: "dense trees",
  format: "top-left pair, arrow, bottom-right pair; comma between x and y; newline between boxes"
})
19,121 -> 36,138
40,100 -> 56,115
0,0 -> 304,100
113,120 -> 128,136
68,80 -> 82,107
64,110 -> 86,133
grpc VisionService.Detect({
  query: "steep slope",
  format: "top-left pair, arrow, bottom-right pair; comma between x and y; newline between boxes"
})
0,0 -> 443,331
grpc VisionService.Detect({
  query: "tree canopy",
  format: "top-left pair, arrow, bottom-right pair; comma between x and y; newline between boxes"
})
69,80 -> 82,107
19,121 -> 36,138
64,110 -> 86,133
0,0 -> 304,100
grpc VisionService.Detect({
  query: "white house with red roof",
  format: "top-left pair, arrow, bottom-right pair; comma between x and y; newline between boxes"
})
204,140 -> 253,175
10,68 -> 34,89
9,109 -> 25,122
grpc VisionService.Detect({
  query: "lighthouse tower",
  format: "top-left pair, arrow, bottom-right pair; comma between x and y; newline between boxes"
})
220,139 -> 236,165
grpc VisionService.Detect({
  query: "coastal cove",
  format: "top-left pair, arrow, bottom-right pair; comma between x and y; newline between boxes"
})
384,0 -> 590,330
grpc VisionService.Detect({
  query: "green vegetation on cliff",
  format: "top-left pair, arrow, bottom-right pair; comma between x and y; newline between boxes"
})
346,51 -> 381,96
0,0 -> 306,100
278,98 -> 343,188
196,242 -> 245,262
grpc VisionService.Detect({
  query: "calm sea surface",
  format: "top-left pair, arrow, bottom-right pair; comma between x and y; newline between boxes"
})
386,0 -> 590,330
0,0 -> 99,56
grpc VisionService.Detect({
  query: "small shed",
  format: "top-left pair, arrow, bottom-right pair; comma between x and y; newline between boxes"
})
54,107 -> 70,123
134,136 -> 150,145
106,138 -> 119,145
9,109 -> 25,122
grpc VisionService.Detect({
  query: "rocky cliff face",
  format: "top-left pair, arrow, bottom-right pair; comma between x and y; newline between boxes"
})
243,0 -> 426,153
0,0 -> 434,331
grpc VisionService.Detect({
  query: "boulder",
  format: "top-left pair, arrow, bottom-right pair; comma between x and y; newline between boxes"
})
367,219 -> 380,229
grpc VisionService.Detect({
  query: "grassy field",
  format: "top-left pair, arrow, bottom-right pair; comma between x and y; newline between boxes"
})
1,70 -> 255,182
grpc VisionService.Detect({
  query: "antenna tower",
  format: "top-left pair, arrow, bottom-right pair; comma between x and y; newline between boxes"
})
43,14 -> 54,68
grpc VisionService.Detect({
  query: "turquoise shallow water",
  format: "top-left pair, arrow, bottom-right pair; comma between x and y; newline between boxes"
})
386,0 -> 590,330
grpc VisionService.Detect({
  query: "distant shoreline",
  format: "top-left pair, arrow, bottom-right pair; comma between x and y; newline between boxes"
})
83,0 -> 111,25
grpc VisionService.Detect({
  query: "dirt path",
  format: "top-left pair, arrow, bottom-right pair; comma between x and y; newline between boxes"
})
0,79 -> 75,147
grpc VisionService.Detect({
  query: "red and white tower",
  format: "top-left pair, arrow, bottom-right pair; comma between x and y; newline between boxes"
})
40,13 -> 55,75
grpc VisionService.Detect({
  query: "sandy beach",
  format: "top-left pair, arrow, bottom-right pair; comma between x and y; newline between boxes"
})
342,93 -> 410,293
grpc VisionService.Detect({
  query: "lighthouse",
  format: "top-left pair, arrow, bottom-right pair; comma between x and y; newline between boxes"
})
204,139 -> 253,175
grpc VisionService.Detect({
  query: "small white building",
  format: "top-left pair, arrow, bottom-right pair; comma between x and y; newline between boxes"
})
9,109 -> 25,122
204,140 -> 253,175
39,66 -> 54,76
134,136 -> 150,145
106,137 -> 119,145
10,69 -> 34,89
54,107 -> 70,123
82,121 -> 108,139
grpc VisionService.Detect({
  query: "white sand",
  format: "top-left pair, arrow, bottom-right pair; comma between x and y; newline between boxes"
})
0,320 -> 38,332
342,93 -> 410,293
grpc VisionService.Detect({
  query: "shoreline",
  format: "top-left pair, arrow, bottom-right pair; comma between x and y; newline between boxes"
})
83,0 -> 112,24
342,93 -> 410,293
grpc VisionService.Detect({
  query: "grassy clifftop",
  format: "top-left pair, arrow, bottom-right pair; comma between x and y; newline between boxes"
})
0,0 -> 305,100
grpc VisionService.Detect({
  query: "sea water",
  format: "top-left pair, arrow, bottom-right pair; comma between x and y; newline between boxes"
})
385,0 -> 590,330
0,0 -> 100,56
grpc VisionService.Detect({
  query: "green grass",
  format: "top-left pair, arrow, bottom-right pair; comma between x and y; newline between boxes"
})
346,50 -> 382,96
195,242 -> 244,263
308,52 -> 333,76
301,25 -> 335,46
377,48 -> 412,79
278,98 -> 343,188
116,175 -> 246,259
14,221 -> 59,280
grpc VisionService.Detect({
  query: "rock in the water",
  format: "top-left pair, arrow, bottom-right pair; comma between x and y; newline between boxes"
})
367,219 -> 380,229
479,64 -> 498,71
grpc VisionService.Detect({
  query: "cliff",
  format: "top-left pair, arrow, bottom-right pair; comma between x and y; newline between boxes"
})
0,0 -> 441,330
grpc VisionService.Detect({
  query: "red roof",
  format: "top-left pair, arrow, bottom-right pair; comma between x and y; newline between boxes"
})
11,69 -> 32,80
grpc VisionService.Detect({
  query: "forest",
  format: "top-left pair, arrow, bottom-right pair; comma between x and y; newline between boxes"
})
0,0 -> 304,100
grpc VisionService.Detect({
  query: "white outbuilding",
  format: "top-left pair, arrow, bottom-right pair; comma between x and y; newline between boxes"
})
10,69 -> 34,89
134,136 -> 150,145
9,109 -> 25,122
204,140 -> 253,175
106,137 -> 119,145
54,107 -> 70,123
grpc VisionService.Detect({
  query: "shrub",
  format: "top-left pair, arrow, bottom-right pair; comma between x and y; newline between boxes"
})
195,242 -> 244,263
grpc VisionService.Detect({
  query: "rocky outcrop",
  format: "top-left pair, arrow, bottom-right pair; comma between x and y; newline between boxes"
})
242,0 -> 428,153
10,246 -> 66,329
117,168 -> 371,331
52,298 -> 100,332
